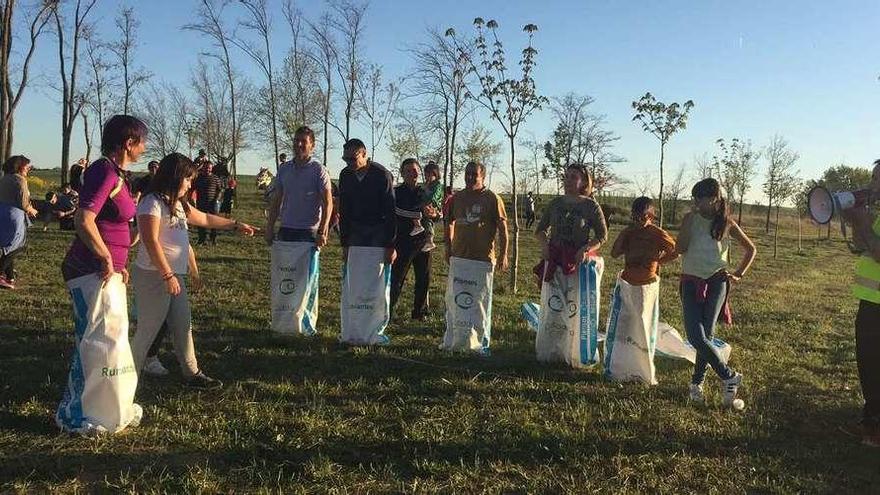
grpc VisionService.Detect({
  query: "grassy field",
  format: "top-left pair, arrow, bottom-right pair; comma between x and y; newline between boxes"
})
0,173 -> 877,493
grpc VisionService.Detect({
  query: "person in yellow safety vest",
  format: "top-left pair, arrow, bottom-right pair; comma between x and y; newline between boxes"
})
842,159 -> 880,447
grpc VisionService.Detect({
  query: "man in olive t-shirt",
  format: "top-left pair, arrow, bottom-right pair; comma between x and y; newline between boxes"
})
445,161 -> 509,272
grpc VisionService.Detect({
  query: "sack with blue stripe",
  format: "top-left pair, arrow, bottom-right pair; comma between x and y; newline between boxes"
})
603,274 -> 660,384
535,257 -> 604,367
340,246 -> 391,345
56,273 -> 142,435
271,241 -> 320,336
441,257 -> 494,355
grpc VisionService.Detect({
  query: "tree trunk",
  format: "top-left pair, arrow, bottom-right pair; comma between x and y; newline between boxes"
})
797,210 -> 802,253
658,142 -> 665,228
509,136 -> 519,293
773,205 -> 780,259
82,111 -> 91,161
765,194 -> 773,233
737,193 -> 744,225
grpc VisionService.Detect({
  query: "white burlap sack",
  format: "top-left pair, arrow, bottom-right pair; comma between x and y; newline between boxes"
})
271,241 -> 320,336
56,273 -> 142,435
441,257 -> 494,354
603,275 -> 659,384
535,257 -> 604,368
340,246 -> 391,345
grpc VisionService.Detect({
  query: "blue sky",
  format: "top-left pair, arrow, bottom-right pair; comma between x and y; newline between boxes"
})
13,0 -> 880,200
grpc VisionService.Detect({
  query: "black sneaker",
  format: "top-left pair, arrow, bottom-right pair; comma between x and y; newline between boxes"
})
184,371 -> 223,389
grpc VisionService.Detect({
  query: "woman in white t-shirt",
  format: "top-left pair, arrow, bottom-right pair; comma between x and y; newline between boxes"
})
130,152 -> 256,389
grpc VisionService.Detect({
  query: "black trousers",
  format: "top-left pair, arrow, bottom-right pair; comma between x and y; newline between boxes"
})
390,243 -> 431,320
857,299 -> 880,423
0,245 -> 24,280
197,201 -> 219,244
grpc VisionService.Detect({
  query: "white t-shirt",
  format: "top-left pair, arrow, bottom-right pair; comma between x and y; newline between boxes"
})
135,193 -> 190,274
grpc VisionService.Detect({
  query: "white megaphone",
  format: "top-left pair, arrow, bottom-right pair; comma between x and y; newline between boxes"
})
807,186 -> 872,225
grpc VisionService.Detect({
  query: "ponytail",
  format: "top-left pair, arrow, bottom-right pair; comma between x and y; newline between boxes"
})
692,177 -> 729,240
711,197 -> 730,241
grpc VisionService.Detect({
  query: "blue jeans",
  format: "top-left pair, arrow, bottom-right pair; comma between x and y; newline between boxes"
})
681,274 -> 733,384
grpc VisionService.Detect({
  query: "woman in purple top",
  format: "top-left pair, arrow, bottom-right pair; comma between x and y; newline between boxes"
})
56,115 -> 147,435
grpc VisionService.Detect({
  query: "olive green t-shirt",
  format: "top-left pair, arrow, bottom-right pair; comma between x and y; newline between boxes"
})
0,173 -> 29,211
448,188 -> 507,263
535,195 -> 608,248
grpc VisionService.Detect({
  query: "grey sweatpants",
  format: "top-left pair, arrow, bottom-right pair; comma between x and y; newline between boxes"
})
131,265 -> 199,378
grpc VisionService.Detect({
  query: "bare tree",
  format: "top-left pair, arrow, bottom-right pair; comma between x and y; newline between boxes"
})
305,12 -> 337,167
271,50 -> 322,154
141,81 -> 191,159
387,106 -> 432,164
666,164 -> 688,225
109,6 -> 150,115
631,92 -> 695,228
693,151 -> 713,180
52,0 -> 98,185
763,134 -> 799,233
83,24 -> 114,132
0,0 -> 53,160
235,0 -> 278,164
550,92 -> 593,167
356,63 -> 399,157
713,137 -> 759,224
581,115 -> 625,195
773,175 -> 801,258
329,0 -> 367,142
185,0 -> 240,176
409,27 -> 472,188
447,19 -> 548,292
518,132 -> 546,195
190,58 -> 251,166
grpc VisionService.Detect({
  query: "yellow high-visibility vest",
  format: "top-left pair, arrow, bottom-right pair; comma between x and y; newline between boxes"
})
853,214 -> 880,303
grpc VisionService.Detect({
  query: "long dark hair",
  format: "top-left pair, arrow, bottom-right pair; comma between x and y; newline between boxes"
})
691,178 -> 729,240
151,153 -> 198,220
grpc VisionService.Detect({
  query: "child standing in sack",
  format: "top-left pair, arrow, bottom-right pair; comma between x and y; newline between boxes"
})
677,178 -> 756,408
605,197 -> 677,383
533,164 -> 608,366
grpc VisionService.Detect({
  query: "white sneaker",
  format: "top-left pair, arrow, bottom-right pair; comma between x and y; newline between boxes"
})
143,356 -> 169,376
689,383 -> 705,403
410,225 -> 425,236
721,372 -> 743,407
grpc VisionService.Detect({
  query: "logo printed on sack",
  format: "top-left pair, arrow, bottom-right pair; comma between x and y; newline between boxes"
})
102,365 -> 136,377
453,277 -> 478,287
280,278 -> 296,295
454,291 -> 475,309
548,294 -> 577,318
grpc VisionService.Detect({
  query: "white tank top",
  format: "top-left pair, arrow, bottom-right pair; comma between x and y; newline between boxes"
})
681,213 -> 729,279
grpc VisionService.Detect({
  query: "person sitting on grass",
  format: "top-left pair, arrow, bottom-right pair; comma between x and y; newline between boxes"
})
677,178 -> 756,409
130,152 -> 256,389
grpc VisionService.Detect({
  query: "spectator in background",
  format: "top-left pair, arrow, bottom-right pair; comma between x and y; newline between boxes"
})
132,160 -> 159,203
220,176 -> 237,217
390,158 -> 435,322
192,161 -> 223,245
194,149 -> 208,167
525,191 -> 536,229
0,155 -> 38,289
69,157 -> 87,192
38,191 -> 77,231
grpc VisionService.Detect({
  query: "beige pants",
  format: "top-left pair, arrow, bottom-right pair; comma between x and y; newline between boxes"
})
131,265 -> 199,377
